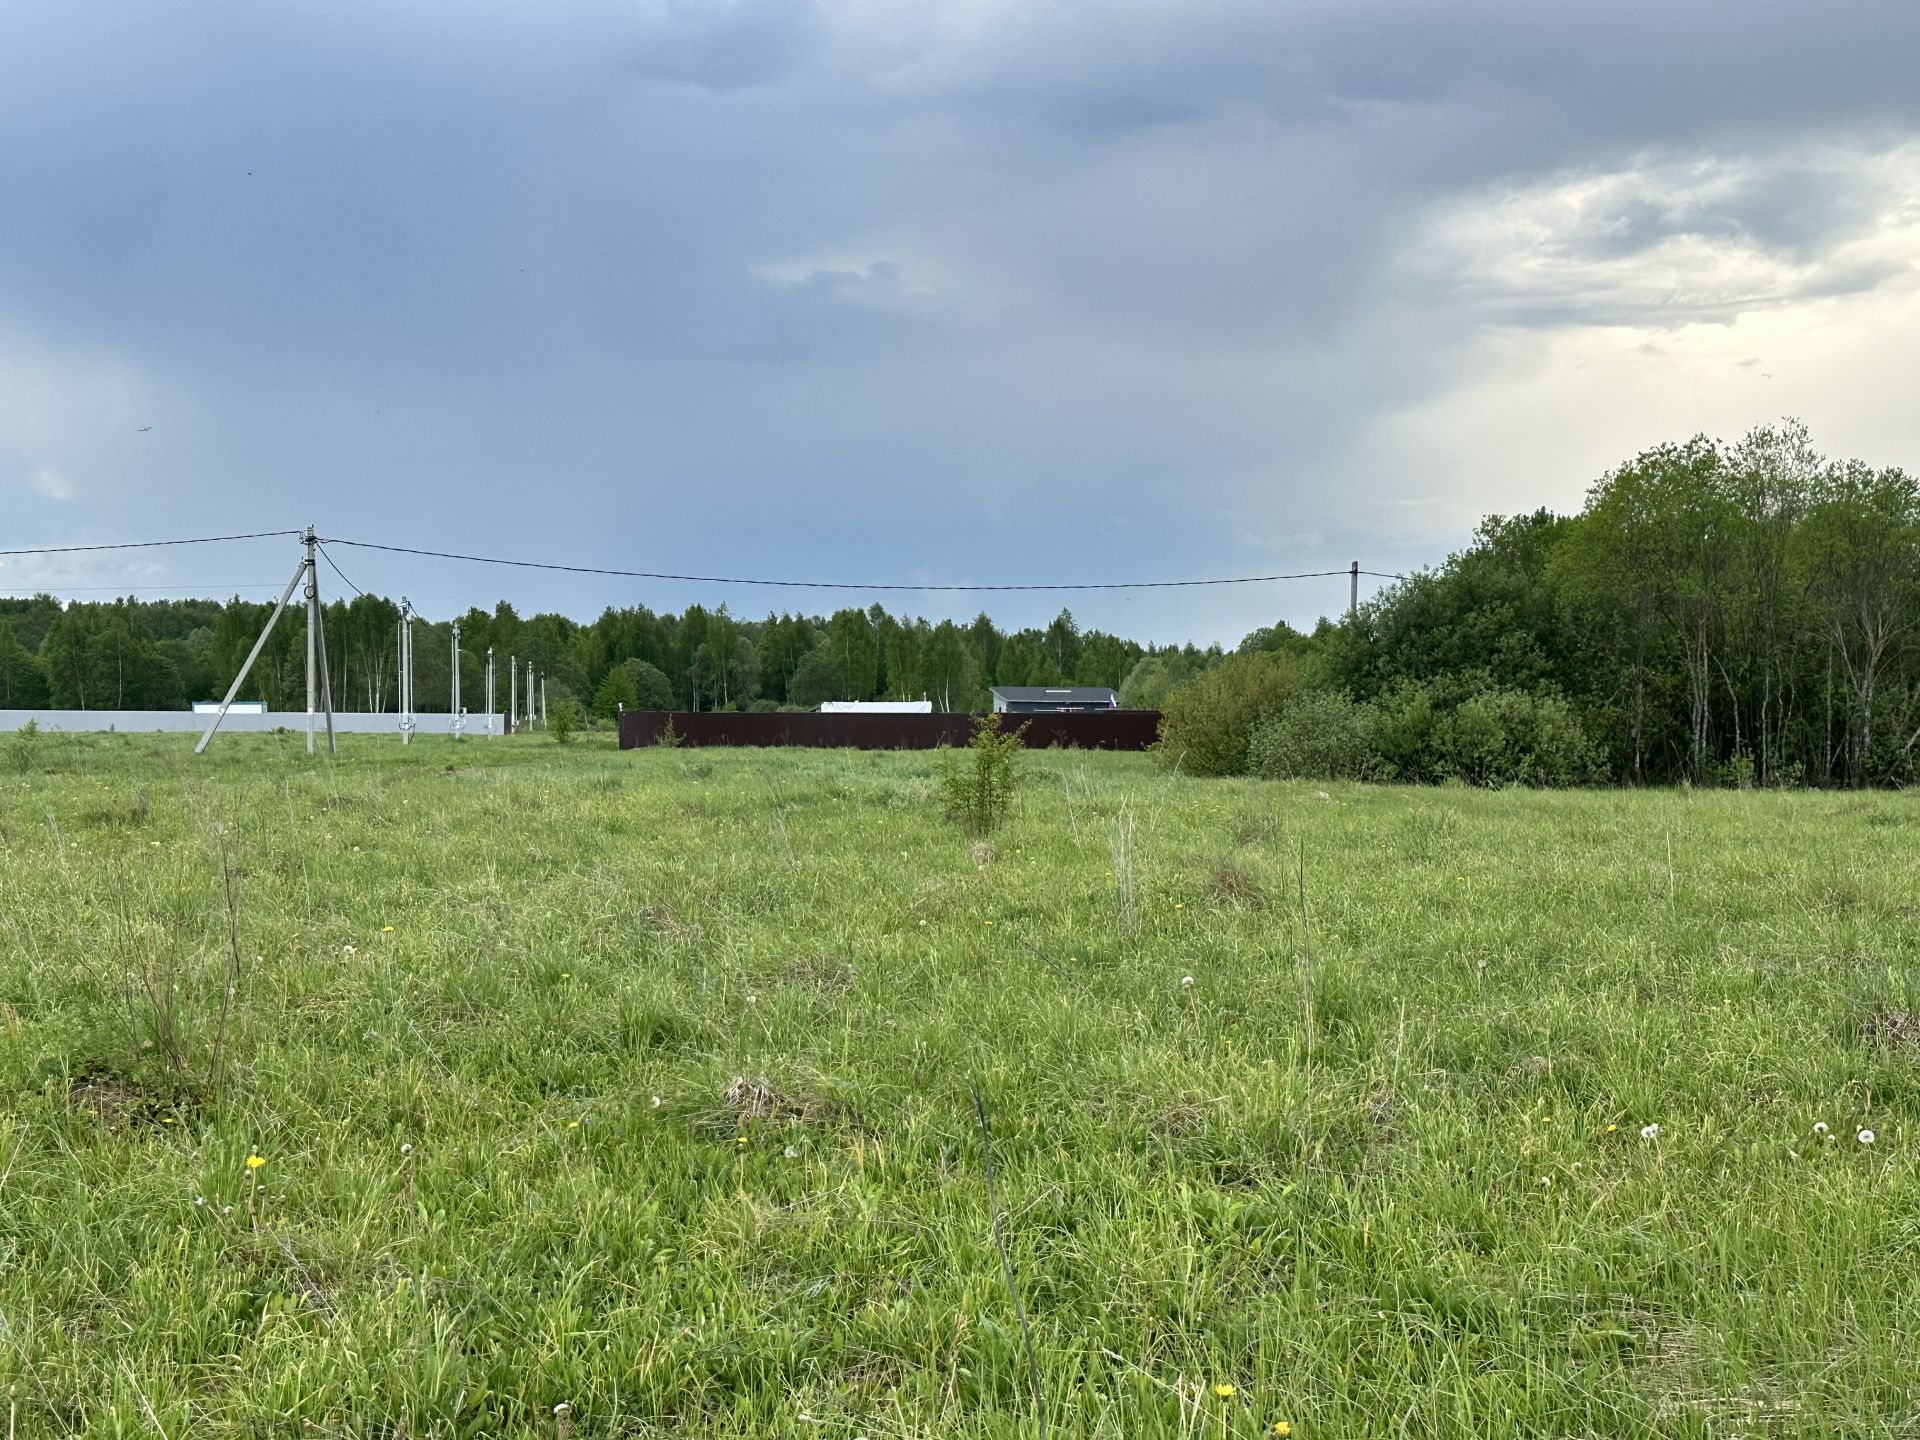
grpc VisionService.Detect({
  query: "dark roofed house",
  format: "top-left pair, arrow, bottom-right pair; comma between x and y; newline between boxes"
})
990,686 -> 1119,714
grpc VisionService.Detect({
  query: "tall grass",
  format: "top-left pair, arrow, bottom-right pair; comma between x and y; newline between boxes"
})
1,733 -> 1915,1436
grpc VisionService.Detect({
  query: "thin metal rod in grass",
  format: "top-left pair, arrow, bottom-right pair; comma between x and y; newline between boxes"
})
205,827 -> 245,1100
968,1079 -> 1048,1440
1296,840 -> 1315,1067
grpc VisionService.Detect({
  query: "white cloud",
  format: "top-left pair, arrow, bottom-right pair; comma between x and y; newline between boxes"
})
29,467 -> 73,500
1404,143 -> 1920,328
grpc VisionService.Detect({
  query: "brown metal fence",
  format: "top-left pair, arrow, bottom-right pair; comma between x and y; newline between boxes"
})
617,710 -> 1162,751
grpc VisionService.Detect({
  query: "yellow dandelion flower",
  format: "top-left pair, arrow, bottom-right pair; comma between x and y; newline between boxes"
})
1606,1123 -> 1618,1133
382,925 -> 395,933
245,1155 -> 265,1170
1174,902 -> 1185,910
1273,1425 -> 1292,1438
1213,1383 -> 1235,1398
736,1135 -> 749,1146
567,1120 -> 580,1129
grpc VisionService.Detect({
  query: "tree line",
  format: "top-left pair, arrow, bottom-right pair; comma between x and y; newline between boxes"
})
1157,421 -> 1920,788
5,421 -> 1914,786
0,588 -> 1192,721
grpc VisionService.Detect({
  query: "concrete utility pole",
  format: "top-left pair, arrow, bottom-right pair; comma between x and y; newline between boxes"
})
398,598 -> 415,745
198,532 -> 314,755
526,660 -> 535,728
541,674 -> 548,729
1349,561 -> 1360,623
311,537 -> 337,756
509,656 -> 517,735
485,647 -> 496,738
451,620 -> 464,739
305,531 -> 318,755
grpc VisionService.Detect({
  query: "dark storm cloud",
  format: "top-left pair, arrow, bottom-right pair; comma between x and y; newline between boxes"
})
2,0 -> 1917,641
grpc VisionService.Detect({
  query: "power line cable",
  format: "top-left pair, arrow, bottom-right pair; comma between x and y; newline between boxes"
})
319,535 -> 1398,592
0,583 -> 282,596
0,529 -> 302,558
315,543 -> 367,598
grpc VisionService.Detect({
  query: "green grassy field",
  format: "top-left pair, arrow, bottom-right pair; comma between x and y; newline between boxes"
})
2,731 -> 1917,1438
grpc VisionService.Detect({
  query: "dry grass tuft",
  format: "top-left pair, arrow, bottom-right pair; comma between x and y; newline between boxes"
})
786,955 -> 858,996
715,1074 -> 856,1131
1207,861 -> 1266,909
66,1062 -> 197,1129
1861,1008 -> 1920,1054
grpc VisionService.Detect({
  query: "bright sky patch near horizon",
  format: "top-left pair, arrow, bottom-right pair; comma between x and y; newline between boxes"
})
3,1 -> 1917,645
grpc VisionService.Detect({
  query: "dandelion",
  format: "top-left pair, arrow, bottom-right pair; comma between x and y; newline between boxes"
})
1174,902 -> 1185,910
1640,1123 -> 1659,1141
1606,1124 -> 1617,1133
561,972 -> 572,980
400,1142 -> 413,1157
1181,976 -> 1195,989
784,1145 -> 799,1159
1540,1116 -> 1552,1124
745,993 -> 757,1005
1859,1128 -> 1876,1146
650,1096 -> 663,1109
1813,1121 -> 1829,1137
246,1155 -> 266,1170
1273,1425 -> 1292,1438
342,943 -> 357,956
736,1135 -> 749,1147
193,1195 -> 205,1206
1213,1383 -> 1236,1398
222,1204 -> 233,1216
382,925 -> 395,933
567,1120 -> 580,1129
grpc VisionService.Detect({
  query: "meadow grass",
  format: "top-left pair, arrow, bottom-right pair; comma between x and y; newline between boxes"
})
1,729 -> 1917,1437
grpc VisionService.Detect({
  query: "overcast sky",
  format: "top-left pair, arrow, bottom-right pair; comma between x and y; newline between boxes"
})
4,1 -> 1918,644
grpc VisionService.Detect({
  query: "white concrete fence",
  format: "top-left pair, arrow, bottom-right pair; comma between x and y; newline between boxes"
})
0,710 -> 511,735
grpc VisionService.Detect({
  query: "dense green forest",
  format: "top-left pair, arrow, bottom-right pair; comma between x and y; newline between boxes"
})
0,581 -> 1178,723
5,422 -> 1917,786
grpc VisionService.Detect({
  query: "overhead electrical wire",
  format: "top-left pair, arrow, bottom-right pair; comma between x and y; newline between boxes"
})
0,582 -> 281,594
0,529 -> 303,558
319,535 -> 1407,592
315,543 -> 368,598
0,525 -> 1411,591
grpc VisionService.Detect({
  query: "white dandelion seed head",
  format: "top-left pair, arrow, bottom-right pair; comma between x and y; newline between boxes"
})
1859,1128 -> 1876,1146
554,1402 -> 572,1417
222,1205 -> 233,1216
193,1195 -> 205,1206
650,1096 -> 663,1108
784,1145 -> 799,1159
341,944 -> 357,956
1640,1123 -> 1660,1141
1180,975 -> 1195,989
1813,1122 -> 1829,1136
745,994 -> 757,1005
400,1142 -> 413,1157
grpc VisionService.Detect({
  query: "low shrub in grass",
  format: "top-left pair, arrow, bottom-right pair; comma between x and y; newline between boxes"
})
7,715 -> 38,773
1374,676 -> 1600,786
939,714 -> 1026,835
1157,651 -> 1308,776
1249,688 -> 1380,781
